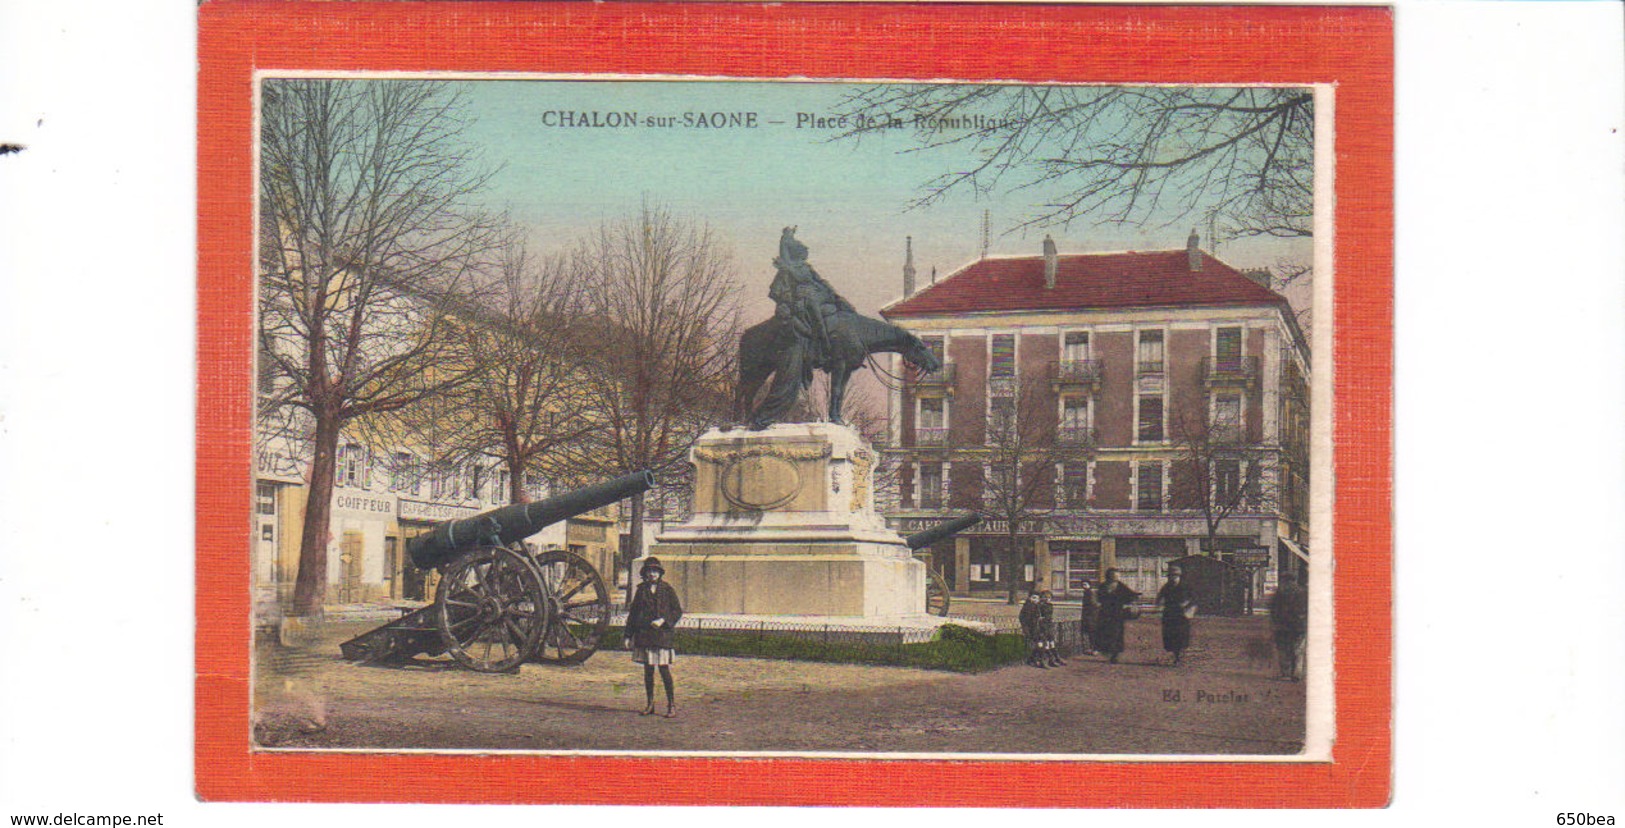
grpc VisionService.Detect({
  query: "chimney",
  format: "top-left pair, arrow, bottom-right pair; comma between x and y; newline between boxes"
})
903,236 -> 917,297
1043,234 -> 1058,289
930,266 -> 937,285
1187,229 -> 1203,272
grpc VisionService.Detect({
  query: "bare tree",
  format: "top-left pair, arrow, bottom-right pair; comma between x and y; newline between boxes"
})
258,79 -> 501,617
566,202 -> 742,597
1167,399 -> 1279,557
430,234 -> 598,505
980,374 -> 1096,604
834,86 -> 1314,243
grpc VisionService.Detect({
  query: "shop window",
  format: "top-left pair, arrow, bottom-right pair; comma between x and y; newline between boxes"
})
256,481 -> 276,515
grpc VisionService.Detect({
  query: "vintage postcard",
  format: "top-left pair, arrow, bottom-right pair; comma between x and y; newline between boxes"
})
198,2 -> 1392,807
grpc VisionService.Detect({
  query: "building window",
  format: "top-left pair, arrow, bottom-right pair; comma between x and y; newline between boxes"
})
468,466 -> 484,501
1215,458 -> 1243,504
256,482 -> 276,516
990,334 -> 1016,379
1215,326 -> 1243,371
1214,393 -> 1243,441
919,397 -> 945,429
1137,463 -> 1164,512
919,463 -> 943,509
1063,331 -> 1090,362
1060,396 -> 1089,444
1137,395 -> 1165,442
988,395 -> 1016,437
1061,462 -> 1088,508
1138,330 -> 1165,374
337,442 -> 369,488
525,472 -> 547,501
494,468 -> 510,504
986,464 -> 1014,504
990,333 -> 1016,398
923,336 -> 945,362
917,397 -> 948,446
391,451 -> 420,494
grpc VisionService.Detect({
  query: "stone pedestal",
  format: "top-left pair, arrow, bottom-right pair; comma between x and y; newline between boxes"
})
646,423 -> 928,619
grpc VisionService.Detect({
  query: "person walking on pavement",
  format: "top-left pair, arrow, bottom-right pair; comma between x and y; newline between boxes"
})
1154,564 -> 1197,666
626,557 -> 684,717
1094,568 -> 1140,664
1269,570 -> 1309,680
1076,581 -> 1099,656
1038,590 -> 1065,667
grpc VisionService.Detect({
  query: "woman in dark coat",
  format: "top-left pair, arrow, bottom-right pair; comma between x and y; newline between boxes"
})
1018,591 -> 1047,668
1093,568 -> 1140,664
1154,564 -> 1196,665
1076,581 -> 1099,655
626,557 -> 683,717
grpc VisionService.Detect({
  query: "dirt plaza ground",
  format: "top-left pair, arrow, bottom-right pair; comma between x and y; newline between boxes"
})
253,613 -> 1305,756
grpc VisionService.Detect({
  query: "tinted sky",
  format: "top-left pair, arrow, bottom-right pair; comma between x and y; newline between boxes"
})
453,80 -> 1311,320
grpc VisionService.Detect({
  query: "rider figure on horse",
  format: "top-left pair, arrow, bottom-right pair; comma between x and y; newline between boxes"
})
770,226 -> 852,374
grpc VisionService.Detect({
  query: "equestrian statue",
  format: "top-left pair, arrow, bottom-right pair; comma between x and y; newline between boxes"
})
736,227 -> 943,430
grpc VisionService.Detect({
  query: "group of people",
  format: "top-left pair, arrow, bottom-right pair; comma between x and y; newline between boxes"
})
1020,565 -> 1310,678
1020,566 -> 1201,667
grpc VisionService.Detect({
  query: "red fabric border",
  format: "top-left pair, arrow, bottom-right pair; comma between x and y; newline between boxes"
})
197,1 -> 1392,806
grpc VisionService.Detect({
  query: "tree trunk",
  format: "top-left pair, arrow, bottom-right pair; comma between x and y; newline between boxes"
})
1005,530 -> 1021,605
291,414 -> 339,617
508,454 -> 528,505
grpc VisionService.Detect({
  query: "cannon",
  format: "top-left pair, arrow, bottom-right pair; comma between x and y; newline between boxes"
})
341,471 -> 655,673
904,513 -> 981,617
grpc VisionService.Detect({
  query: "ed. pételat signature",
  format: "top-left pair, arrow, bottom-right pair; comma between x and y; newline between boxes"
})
1160,688 -> 1280,703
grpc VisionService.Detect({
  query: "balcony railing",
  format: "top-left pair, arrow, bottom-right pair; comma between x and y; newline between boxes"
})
988,375 -> 1017,399
912,362 -> 956,387
1208,424 -> 1247,445
1050,359 -> 1103,387
1137,359 -> 1165,376
914,427 -> 950,447
1201,356 -> 1260,385
1057,425 -> 1097,446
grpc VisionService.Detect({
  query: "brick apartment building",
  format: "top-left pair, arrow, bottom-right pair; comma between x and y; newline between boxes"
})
880,232 -> 1311,604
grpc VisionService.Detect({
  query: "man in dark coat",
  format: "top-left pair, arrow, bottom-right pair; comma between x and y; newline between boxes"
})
626,557 -> 684,717
1155,564 -> 1196,665
1269,570 -> 1308,680
1094,568 -> 1140,664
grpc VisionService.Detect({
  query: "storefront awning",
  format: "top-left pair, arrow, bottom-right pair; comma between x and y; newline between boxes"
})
1279,537 -> 1310,563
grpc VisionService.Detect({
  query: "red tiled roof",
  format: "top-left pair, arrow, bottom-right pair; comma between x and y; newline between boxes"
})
881,250 -> 1287,318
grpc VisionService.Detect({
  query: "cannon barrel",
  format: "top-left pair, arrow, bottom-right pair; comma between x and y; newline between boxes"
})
905,513 -> 982,550
407,470 -> 655,570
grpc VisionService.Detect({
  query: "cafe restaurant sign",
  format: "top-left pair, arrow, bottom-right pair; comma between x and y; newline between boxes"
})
399,498 -> 482,523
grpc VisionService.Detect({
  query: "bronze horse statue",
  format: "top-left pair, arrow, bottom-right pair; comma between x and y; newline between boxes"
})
735,309 -> 942,430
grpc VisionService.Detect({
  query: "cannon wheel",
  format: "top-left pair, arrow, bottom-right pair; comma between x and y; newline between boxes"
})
436,546 -> 550,673
530,550 -> 612,664
926,569 -> 951,616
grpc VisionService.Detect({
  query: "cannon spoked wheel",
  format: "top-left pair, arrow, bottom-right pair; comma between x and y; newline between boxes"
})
531,550 -> 611,664
436,546 -> 550,673
926,569 -> 952,617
